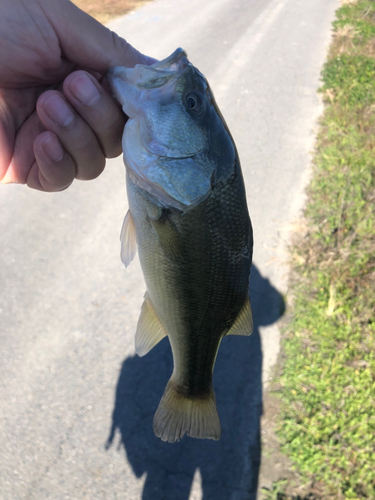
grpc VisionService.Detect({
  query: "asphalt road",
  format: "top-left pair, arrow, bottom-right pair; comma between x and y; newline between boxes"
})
0,0 -> 338,498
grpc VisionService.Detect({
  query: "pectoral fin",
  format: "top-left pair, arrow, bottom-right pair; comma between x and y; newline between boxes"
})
149,211 -> 184,263
120,209 -> 137,267
226,296 -> 253,336
135,292 -> 167,356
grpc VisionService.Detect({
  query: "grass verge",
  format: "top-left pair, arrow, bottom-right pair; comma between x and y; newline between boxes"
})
266,1 -> 375,498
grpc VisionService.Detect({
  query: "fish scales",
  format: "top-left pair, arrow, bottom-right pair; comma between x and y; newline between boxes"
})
107,48 -> 253,443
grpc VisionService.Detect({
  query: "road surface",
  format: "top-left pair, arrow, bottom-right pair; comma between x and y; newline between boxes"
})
0,0 -> 338,498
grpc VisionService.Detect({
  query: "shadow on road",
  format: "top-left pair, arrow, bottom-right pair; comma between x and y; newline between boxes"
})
106,265 -> 284,499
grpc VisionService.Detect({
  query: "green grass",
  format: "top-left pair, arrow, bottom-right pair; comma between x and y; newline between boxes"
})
321,54 -> 375,105
333,1 -> 375,45
271,1 -> 375,498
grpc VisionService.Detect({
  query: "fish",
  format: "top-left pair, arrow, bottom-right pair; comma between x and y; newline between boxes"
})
107,48 -> 253,443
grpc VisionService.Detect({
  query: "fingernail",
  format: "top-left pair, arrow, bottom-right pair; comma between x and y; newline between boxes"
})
43,94 -> 74,127
41,136 -> 64,162
69,74 -> 101,106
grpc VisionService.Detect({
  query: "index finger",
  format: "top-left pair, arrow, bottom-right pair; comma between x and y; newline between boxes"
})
44,0 -> 155,73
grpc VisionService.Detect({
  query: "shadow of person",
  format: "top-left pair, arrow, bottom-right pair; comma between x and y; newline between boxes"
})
106,264 -> 285,499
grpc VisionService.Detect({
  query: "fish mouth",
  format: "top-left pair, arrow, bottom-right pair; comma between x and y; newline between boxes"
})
106,48 -> 190,105
134,48 -> 191,89
149,48 -> 189,73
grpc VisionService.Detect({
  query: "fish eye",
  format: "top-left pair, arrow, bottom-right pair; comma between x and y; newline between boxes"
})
186,93 -> 201,111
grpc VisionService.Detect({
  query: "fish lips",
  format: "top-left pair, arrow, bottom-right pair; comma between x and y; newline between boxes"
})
107,48 -> 190,114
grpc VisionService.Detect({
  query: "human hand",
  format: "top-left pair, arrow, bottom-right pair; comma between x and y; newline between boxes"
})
0,0 -> 155,191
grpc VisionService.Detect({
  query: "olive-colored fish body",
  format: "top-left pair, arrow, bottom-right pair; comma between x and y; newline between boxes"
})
107,49 -> 253,443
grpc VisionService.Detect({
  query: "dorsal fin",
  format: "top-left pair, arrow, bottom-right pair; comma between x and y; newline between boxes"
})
135,292 -> 167,356
120,209 -> 137,267
226,296 -> 253,336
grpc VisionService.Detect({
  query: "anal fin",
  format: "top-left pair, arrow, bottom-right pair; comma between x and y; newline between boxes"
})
135,292 -> 167,356
120,209 -> 137,267
226,296 -> 253,336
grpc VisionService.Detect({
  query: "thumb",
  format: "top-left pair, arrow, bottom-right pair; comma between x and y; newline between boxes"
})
45,0 -> 155,73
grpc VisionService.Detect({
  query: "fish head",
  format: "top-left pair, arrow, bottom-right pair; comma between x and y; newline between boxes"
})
107,48 -> 235,210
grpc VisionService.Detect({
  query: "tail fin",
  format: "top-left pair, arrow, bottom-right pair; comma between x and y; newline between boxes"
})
153,379 -> 221,443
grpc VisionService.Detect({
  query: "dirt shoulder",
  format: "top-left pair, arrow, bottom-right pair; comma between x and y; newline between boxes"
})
72,0 -> 152,24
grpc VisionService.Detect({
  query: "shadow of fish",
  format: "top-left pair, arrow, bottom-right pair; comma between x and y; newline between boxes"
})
107,48 -> 253,443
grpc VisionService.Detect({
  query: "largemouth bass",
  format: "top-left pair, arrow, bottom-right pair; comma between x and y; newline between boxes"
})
107,48 -> 253,443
